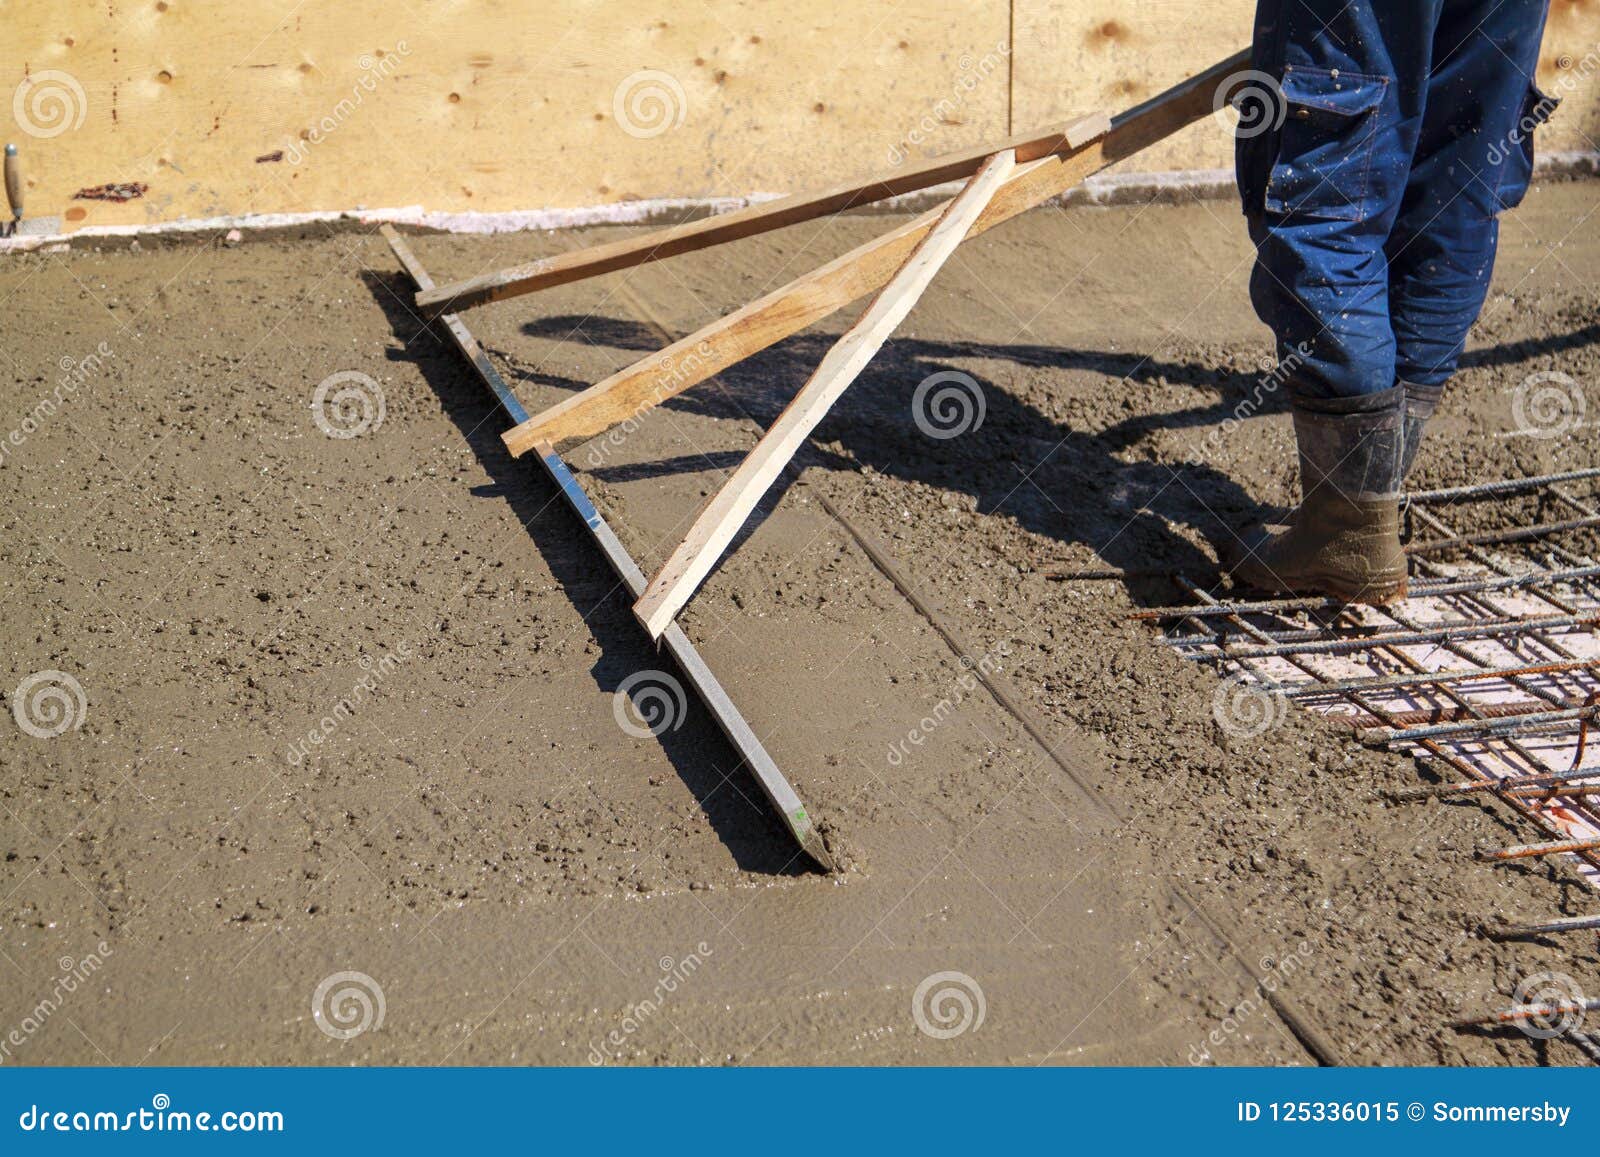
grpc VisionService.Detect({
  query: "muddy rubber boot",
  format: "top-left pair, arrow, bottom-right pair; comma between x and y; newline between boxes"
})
1229,385 -> 1409,606
1399,379 -> 1443,481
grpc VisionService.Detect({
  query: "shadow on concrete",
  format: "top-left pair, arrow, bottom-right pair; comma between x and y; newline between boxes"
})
364,269 -> 815,878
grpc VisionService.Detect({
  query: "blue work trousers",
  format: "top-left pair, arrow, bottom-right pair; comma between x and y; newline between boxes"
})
1238,0 -> 1552,399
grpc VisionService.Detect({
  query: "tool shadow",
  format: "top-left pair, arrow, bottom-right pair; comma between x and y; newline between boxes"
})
519,313 -> 1276,602
519,311 -> 1600,604
364,270 -> 819,878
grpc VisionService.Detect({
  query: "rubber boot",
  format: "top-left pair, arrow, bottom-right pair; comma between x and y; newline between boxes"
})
1229,385 -> 1409,605
1399,379 -> 1443,481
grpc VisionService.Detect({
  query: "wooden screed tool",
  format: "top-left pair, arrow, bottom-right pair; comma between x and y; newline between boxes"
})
494,49 -> 1250,457
4,145 -> 20,236
2,144 -> 60,238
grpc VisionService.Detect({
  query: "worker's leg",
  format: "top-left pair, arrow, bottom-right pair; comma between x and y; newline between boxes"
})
1229,0 -> 1441,603
1237,0 -> 1439,400
1387,0 -> 1553,478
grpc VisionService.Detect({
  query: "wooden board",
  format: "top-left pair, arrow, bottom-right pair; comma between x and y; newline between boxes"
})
632,149 -> 1017,638
500,48 -> 1250,458
414,115 -> 1106,312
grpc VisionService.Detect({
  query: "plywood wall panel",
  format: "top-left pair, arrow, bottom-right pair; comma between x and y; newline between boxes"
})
1012,0 -> 1248,175
1013,0 -> 1600,180
2,1 -> 1597,232
3,1 -> 1009,230
1540,0 -> 1600,157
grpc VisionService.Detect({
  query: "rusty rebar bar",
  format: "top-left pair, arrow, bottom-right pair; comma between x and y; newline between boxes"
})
1387,768 -> 1600,802
1333,699 -> 1568,730
1132,563 -> 1600,620
1410,514 -> 1600,555
1477,834 -> 1600,862
1574,689 -> 1598,773
1164,609 -> 1558,648
1552,486 -> 1600,519
1501,782 -> 1600,801
1452,997 -> 1600,1028
1187,612 -> 1600,660
1486,913 -> 1600,940
1359,703 -> 1600,745
1408,468 -> 1600,504
1279,659 -> 1600,699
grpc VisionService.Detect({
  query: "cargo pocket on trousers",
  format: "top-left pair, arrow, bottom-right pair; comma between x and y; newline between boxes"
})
1264,65 -> 1387,222
1496,84 -> 1559,212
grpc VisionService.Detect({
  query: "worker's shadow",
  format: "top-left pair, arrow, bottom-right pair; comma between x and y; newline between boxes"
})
499,302 -> 1600,626
363,270 -> 816,877
518,313 -> 1283,603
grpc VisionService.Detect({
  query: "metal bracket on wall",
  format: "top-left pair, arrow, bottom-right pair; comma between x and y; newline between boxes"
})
377,224 -> 833,873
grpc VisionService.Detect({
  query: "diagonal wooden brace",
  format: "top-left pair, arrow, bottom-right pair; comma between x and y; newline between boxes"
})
499,47 -> 1249,459
632,150 -> 1018,639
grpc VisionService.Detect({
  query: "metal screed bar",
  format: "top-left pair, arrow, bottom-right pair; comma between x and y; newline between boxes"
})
379,224 -> 834,872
